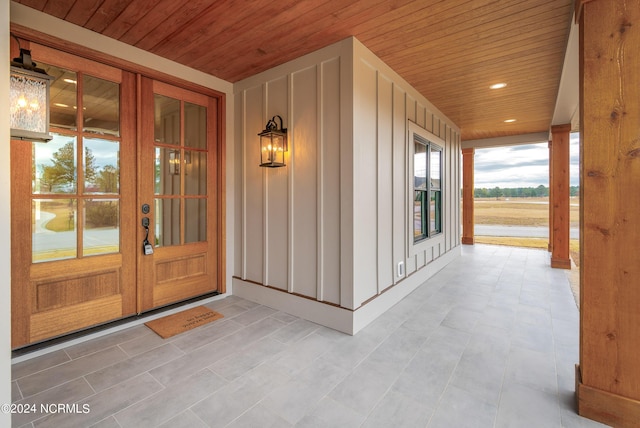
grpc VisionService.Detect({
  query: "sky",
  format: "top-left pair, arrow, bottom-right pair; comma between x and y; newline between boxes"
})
473,132 -> 580,189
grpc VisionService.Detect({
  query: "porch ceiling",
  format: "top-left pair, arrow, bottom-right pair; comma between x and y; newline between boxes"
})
14,0 -> 574,141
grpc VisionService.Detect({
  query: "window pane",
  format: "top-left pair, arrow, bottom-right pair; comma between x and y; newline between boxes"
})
430,147 -> 441,190
84,138 -> 120,194
84,199 -> 119,256
32,199 -> 77,262
414,141 -> 427,190
155,198 -> 180,247
430,191 -> 442,235
155,148 -> 181,195
154,94 -> 180,145
44,64 -> 77,130
33,134 -> 77,194
83,75 -> 119,136
185,198 -> 206,243
414,191 -> 427,241
184,102 -> 207,149
185,151 -> 207,195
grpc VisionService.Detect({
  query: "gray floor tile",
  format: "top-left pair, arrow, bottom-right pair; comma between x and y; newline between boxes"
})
64,326 -> 149,359
362,390 -> 433,428
496,382 -> 561,428
85,343 -> 184,391
115,369 -> 226,427
190,374 -> 273,428
227,404 -> 292,428
34,372 -> 163,428
157,410 -> 209,428
12,377 -> 94,427
12,350 -> 71,380
428,385 -> 497,428
505,345 -> 558,394
10,245 -> 599,428
295,396 -> 365,428
18,346 -> 128,398
260,379 -> 327,424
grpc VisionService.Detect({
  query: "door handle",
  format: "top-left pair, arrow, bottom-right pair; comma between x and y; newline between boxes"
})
142,217 -> 153,255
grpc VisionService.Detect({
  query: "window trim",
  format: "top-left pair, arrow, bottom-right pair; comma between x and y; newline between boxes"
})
407,121 -> 445,257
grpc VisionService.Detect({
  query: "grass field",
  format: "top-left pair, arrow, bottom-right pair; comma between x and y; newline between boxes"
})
474,196 -> 579,227
471,197 -> 580,266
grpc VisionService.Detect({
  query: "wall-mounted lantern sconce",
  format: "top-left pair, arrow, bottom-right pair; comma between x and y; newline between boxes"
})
10,47 -> 53,142
258,115 -> 287,168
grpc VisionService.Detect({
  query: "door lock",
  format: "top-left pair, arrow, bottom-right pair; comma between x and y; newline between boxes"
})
142,216 -> 153,255
141,203 -> 150,214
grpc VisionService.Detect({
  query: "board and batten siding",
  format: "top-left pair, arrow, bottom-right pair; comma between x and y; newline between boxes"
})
351,40 -> 461,310
234,37 -> 461,333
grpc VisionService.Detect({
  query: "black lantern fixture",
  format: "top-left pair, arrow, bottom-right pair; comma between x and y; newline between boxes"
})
258,115 -> 287,168
10,45 -> 53,142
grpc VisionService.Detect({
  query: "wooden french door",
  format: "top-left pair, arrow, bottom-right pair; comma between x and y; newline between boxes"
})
11,43 -> 221,349
137,77 -> 219,312
10,44 -> 137,348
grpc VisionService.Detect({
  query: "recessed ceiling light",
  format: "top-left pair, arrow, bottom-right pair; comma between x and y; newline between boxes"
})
504,119 -> 516,123
54,103 -> 69,108
63,78 -> 77,84
490,83 -> 507,89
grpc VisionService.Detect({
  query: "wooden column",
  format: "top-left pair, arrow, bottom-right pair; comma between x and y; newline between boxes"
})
550,124 -> 571,269
461,148 -> 475,245
576,0 -> 640,426
548,140 -> 553,252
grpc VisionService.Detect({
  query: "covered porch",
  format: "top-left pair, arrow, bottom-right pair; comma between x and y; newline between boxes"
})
10,244 -> 604,427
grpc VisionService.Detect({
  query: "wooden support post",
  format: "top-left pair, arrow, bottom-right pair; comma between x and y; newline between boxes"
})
461,148 -> 475,245
550,124 -> 571,269
548,140 -> 553,252
576,0 -> 640,426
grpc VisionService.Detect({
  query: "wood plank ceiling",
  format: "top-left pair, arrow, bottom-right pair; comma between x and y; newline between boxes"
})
14,0 -> 574,141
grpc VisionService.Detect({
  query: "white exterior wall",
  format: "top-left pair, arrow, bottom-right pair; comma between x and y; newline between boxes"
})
1,0 -> 13,425
235,37 -> 461,333
234,40 -> 352,315
351,39 -> 461,322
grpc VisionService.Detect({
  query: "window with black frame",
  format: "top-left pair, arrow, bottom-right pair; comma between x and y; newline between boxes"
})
413,132 -> 443,243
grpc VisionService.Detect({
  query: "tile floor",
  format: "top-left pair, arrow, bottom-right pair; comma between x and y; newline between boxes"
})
11,245 -> 609,427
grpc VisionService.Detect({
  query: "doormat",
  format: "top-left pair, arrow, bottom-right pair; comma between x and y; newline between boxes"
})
145,306 -> 223,339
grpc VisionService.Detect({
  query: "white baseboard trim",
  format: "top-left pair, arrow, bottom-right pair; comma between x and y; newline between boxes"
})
232,279 -> 355,334
233,246 -> 461,335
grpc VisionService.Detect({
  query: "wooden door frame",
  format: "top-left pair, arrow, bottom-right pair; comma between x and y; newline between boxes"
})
10,29 -> 226,347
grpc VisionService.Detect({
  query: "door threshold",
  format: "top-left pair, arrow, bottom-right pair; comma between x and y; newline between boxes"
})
12,292 -> 224,363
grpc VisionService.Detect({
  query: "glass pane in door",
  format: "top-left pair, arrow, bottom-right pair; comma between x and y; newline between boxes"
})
154,198 -> 180,247
184,151 -> 206,195
185,198 -> 206,243
46,65 -> 77,130
184,102 -> 207,149
84,138 -> 120,194
32,199 -> 77,262
83,199 -> 119,256
83,75 -> 120,136
154,94 -> 180,145
33,134 -> 77,194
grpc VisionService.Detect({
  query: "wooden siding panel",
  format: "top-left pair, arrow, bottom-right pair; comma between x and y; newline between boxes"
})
265,76 -> 289,290
392,85 -> 407,283
377,73 -> 394,292
291,66 -> 318,298
353,58 -> 378,306
320,58 -> 342,305
243,85 -> 264,283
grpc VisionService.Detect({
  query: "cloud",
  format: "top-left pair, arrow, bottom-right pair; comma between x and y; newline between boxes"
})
473,139 -> 580,188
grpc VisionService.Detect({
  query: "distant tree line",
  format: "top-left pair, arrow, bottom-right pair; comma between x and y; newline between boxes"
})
474,185 -> 579,198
